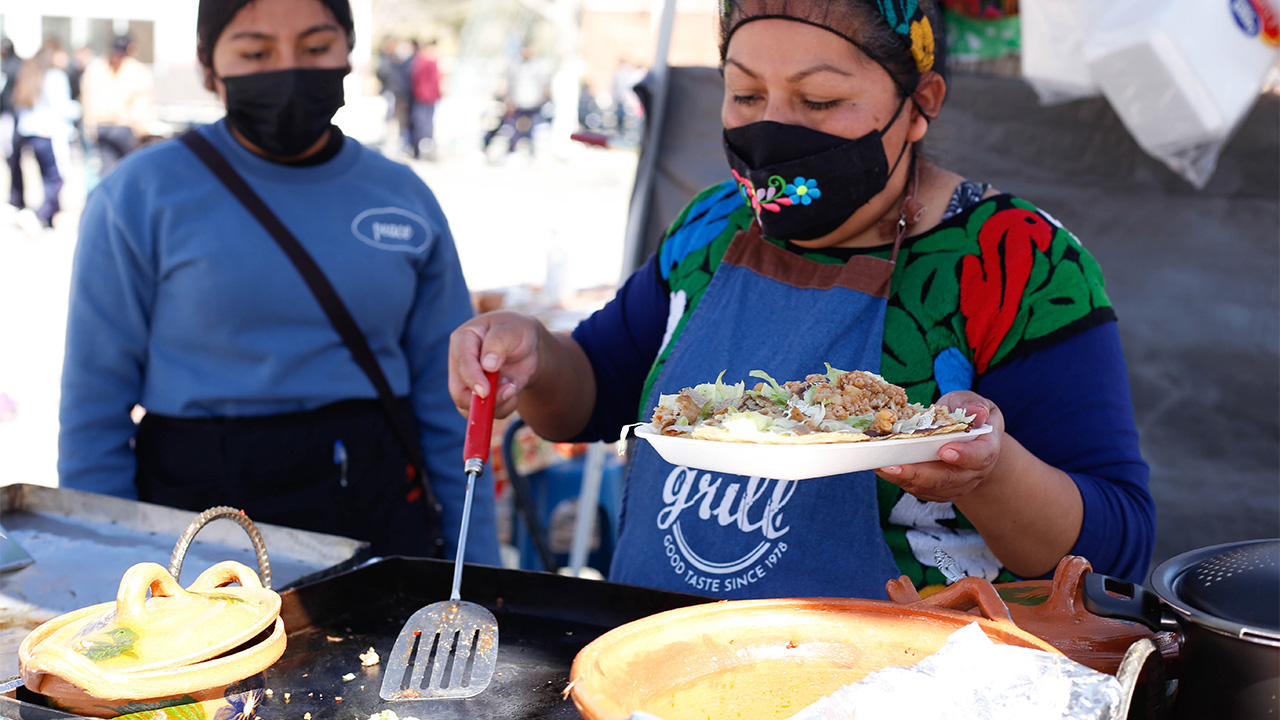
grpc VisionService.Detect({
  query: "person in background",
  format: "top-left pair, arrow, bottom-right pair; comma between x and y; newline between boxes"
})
610,59 -> 646,144
449,0 -> 1153,599
8,38 -> 79,231
59,0 -> 500,564
396,38 -> 418,156
1,38 -> 23,181
80,34 -> 154,177
65,45 -> 95,188
66,45 -> 94,103
408,39 -> 441,160
374,35 -> 408,155
502,43 -> 551,158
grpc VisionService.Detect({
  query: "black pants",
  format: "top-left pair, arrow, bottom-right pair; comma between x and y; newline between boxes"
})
95,125 -> 138,177
7,134 -> 62,226
135,399 -> 441,558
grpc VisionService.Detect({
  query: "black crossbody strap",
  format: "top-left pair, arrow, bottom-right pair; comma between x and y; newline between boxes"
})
178,130 -> 445,535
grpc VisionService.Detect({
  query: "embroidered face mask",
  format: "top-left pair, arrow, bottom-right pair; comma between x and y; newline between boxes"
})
222,67 -> 347,158
723,97 -> 910,241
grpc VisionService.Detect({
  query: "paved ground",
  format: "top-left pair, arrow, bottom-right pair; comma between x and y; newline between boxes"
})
0,130 -> 638,490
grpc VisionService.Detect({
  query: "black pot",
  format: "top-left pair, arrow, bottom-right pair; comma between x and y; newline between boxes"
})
1083,539 -> 1280,720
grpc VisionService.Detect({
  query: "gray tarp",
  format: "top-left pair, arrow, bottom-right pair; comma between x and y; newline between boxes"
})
626,68 -> 1280,570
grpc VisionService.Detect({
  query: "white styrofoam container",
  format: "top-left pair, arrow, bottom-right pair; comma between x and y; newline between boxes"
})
1021,0 -> 1109,100
1082,0 -> 1280,151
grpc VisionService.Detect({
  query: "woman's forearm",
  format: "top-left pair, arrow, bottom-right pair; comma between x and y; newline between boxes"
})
954,434 -> 1084,578
516,328 -> 598,442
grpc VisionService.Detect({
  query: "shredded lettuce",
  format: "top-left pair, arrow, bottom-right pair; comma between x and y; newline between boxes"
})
818,414 -> 873,433
748,369 -> 790,406
788,396 -> 826,424
823,363 -> 847,384
725,409 -> 773,432
694,370 -> 744,405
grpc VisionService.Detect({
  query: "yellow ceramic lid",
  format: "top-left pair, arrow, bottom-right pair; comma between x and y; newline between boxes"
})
27,561 -> 281,674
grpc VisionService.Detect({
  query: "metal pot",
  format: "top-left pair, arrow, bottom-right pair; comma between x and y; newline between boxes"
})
1083,539 -> 1280,720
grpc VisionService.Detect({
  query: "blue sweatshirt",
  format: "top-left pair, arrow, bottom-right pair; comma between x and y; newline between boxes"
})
59,120 -> 499,565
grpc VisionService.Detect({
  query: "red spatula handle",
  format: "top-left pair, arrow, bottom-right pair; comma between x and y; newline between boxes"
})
464,370 -> 499,465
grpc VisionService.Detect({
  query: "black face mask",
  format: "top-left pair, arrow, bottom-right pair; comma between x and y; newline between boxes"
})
723,98 -> 910,241
222,67 -> 347,158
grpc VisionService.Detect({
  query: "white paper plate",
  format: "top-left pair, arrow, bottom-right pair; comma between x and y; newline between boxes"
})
635,424 -> 993,481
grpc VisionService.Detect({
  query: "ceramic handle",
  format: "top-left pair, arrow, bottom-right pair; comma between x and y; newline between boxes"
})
189,560 -> 264,591
915,576 -> 1018,629
116,562 -> 186,628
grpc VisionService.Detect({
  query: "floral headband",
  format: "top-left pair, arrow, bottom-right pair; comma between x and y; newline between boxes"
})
721,0 -> 936,78
877,0 -> 935,74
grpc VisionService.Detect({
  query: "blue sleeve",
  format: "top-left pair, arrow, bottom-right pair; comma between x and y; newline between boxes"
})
405,186 -> 501,566
976,322 -> 1155,583
58,185 -> 152,500
570,256 -> 670,442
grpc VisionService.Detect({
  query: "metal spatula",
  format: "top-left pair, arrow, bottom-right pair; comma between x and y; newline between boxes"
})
380,371 -> 500,701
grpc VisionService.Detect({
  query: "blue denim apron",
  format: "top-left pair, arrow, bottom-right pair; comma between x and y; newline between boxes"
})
611,223 -> 904,599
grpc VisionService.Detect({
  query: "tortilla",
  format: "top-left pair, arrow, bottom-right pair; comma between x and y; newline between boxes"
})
690,426 -> 872,444
650,365 -> 975,445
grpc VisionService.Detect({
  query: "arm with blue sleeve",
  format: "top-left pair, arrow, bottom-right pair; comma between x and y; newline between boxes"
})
976,322 -> 1155,583
574,259 -> 1155,582
58,185 -> 152,499
404,190 -> 501,566
570,256 -> 671,442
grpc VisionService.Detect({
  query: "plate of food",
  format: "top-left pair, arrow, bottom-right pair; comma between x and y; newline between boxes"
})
634,365 -> 992,481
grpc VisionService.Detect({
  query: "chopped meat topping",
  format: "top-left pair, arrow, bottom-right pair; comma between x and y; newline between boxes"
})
650,366 -> 970,440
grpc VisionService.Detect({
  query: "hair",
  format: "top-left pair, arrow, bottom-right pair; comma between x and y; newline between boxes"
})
719,0 -> 947,98
13,38 -> 60,109
195,0 -> 355,88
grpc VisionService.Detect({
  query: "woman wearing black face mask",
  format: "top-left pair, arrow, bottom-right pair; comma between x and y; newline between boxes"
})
448,0 -> 1154,600
59,0 -> 501,565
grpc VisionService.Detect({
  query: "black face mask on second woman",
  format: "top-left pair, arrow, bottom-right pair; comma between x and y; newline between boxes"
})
221,66 -> 347,158
723,97 -> 910,241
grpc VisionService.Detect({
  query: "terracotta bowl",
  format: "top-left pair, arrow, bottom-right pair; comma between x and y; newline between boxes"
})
18,561 -> 285,718
569,595 -> 1061,720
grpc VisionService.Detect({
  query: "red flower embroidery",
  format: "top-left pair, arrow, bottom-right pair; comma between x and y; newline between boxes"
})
732,169 -> 794,217
959,208 -> 1054,373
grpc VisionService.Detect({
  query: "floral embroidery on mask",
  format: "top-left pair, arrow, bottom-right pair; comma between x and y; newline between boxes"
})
785,177 -> 821,206
732,169 -> 794,218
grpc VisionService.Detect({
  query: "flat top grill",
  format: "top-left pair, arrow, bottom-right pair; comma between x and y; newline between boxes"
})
3,556 -> 713,720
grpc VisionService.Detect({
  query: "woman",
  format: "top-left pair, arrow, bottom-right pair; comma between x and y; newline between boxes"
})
449,0 -> 1153,598
8,38 -> 78,230
60,0 -> 500,564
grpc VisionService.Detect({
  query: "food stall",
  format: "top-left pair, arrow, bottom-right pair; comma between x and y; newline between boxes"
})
7,477 -> 1276,720
0,487 -> 713,719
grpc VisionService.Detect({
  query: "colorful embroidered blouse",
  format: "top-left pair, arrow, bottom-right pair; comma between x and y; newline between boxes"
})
572,179 -> 1154,589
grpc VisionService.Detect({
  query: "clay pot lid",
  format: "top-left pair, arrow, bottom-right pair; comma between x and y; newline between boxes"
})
23,560 -> 281,675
